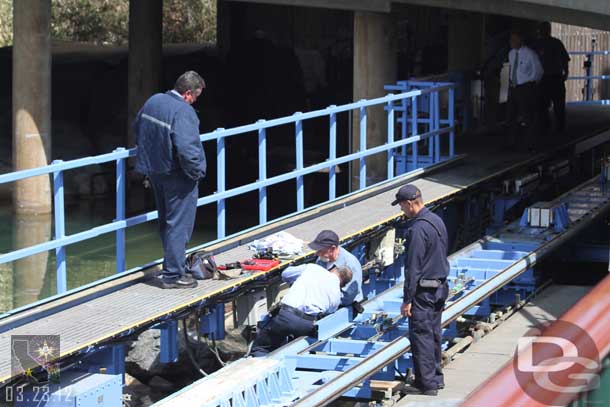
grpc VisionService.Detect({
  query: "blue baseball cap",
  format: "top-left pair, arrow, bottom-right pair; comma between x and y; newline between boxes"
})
391,184 -> 421,206
308,230 -> 339,251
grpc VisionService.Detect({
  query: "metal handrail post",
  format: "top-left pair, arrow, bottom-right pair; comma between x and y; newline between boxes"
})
329,108 -> 337,200
216,129 -> 226,239
411,96 -> 418,172
386,100 -> 395,180
295,113 -> 304,211
359,104 -> 367,190
114,148 -> 126,274
258,121 -> 267,224
449,88 -> 455,158
432,92 -> 441,163
52,160 -> 67,293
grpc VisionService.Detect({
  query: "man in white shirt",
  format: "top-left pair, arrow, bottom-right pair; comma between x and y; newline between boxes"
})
282,230 -> 364,308
250,264 -> 352,356
507,30 -> 543,150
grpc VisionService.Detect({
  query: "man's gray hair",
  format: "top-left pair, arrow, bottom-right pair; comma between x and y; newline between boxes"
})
174,71 -> 206,95
335,267 -> 353,288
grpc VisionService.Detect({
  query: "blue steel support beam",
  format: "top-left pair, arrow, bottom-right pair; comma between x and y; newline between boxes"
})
159,320 -> 178,363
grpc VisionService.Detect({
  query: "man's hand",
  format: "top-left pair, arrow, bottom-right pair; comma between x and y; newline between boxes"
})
401,302 -> 412,317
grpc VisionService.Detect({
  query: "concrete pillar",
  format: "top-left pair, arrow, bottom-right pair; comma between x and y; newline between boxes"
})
0,262 -> 12,312
353,11 -> 397,190
127,0 -> 162,147
12,0 -> 52,215
13,213 -> 51,308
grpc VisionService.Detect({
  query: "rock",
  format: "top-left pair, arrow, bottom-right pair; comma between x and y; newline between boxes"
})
148,376 -> 175,393
125,322 -> 224,385
125,329 -> 163,379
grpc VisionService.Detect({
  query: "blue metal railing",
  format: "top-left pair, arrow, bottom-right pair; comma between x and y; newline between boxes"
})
567,46 -> 610,104
0,83 -> 455,298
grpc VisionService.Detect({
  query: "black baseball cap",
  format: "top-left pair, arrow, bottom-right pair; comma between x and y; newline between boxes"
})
391,184 -> 421,206
308,230 -> 340,251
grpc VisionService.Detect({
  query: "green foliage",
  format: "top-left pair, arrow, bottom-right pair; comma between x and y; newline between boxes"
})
164,0 -> 217,44
51,0 -> 129,45
0,1 -> 12,47
0,0 -> 216,48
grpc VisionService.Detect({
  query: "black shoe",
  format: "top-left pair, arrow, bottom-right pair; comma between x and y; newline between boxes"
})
160,275 -> 198,289
437,383 -> 445,390
401,385 -> 438,396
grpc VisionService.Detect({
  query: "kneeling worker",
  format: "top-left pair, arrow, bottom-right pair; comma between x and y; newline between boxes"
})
250,264 -> 352,357
283,230 -> 363,308
392,184 -> 449,396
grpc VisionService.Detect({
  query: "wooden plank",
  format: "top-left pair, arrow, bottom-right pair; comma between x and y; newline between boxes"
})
370,380 -> 404,392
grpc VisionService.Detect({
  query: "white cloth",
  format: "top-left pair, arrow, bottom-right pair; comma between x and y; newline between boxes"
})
249,231 -> 304,256
281,264 -> 342,315
508,46 -> 543,86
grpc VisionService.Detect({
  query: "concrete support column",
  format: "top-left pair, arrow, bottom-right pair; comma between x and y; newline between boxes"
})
12,0 -> 52,215
352,11 -> 396,190
127,0 -> 162,147
13,213 -> 51,308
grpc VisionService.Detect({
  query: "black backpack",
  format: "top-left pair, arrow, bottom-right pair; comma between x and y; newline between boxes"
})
186,251 -> 218,280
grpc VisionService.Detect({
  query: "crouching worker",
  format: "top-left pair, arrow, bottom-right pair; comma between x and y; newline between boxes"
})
250,264 -> 352,357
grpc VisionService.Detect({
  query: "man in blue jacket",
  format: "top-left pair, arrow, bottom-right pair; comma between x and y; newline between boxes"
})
392,184 -> 449,396
135,71 -> 207,289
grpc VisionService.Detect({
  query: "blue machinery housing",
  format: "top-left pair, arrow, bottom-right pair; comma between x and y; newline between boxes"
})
0,82 -> 455,311
155,174 -> 610,407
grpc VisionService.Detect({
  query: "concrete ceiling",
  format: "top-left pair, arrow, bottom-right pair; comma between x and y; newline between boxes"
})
227,0 -> 610,30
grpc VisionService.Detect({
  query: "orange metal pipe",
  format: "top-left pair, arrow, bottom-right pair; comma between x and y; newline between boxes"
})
461,273 -> 610,407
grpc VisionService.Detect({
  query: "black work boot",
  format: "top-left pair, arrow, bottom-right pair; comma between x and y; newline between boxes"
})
160,274 -> 198,289
401,385 -> 439,396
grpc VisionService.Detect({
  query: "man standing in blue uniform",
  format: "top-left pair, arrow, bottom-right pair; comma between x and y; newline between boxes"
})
534,21 -> 570,133
251,264 -> 352,356
135,71 -> 207,289
392,184 -> 449,396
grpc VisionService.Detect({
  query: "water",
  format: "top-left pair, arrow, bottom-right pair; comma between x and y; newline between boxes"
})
0,198 -> 216,313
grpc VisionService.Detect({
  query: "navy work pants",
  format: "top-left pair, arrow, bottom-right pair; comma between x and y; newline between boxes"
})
408,283 -> 448,391
539,74 -> 566,132
149,172 -> 198,282
251,307 -> 316,357
507,82 -> 538,149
